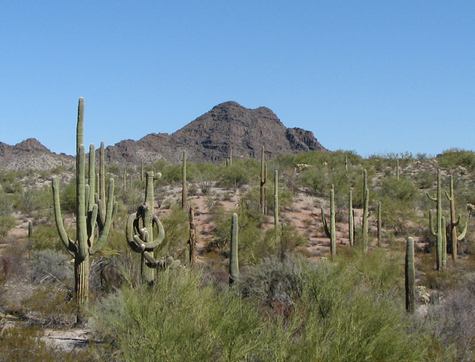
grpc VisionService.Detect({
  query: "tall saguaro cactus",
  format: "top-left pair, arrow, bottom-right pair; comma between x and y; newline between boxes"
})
52,98 -> 115,324
441,215 -> 447,270
445,175 -> 468,260
362,186 -> 369,254
259,146 -> 267,215
322,184 -> 336,258
427,169 -> 443,271
229,213 -> 239,285
377,201 -> 382,247
348,188 -> 354,246
188,207 -> 197,267
182,150 -> 187,209
126,171 -> 168,285
405,237 -> 415,313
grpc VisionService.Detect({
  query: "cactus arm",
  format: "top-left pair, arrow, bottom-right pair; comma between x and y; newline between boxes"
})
92,178 -> 115,253
454,215 -> 461,227
321,207 -> 330,238
77,144 -> 88,261
126,213 -> 146,252
52,178 -> 77,254
85,184 -> 90,213
142,215 -> 166,251
426,193 -> 437,202
457,218 -> 468,241
87,204 -> 98,247
444,191 -> 453,202
429,210 -> 437,236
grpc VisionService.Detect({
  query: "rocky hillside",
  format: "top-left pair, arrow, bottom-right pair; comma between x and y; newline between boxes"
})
105,101 -> 326,163
0,102 -> 326,169
0,139 -> 72,171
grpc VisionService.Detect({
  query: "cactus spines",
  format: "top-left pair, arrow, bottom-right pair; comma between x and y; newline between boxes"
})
126,171 -> 168,285
377,201 -> 382,247
362,187 -> 369,254
348,188 -> 354,246
405,237 -> 415,313
52,98 -> 115,324
321,184 -> 336,258
259,146 -> 267,215
188,206 -> 197,267
182,150 -> 187,209
229,213 -> 239,285
444,175 -> 468,260
427,169 -> 443,270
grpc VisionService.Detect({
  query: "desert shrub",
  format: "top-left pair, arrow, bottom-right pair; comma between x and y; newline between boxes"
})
93,252 -> 438,361
437,149 -> 475,172
161,206 -> 188,259
30,249 -> 72,284
60,178 -> 76,213
29,223 -> 65,251
0,215 -> 15,238
425,273 -> 475,361
18,185 -> 51,214
217,160 -> 258,189
415,170 -> 434,189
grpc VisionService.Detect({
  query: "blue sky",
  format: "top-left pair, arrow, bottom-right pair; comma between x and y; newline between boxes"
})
0,1 -> 474,156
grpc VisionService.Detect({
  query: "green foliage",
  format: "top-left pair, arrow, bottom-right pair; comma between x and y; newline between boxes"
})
0,214 -> 15,238
161,206 -> 189,259
94,252 -> 439,361
437,149 -> 475,172
30,223 -> 67,251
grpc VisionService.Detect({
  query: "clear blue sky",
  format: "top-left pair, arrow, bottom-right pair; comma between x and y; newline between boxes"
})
0,1 -> 474,156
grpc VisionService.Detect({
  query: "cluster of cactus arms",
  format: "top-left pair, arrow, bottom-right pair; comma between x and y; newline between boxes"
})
52,97 -> 115,324
322,184 -> 336,258
427,169 -> 444,270
405,237 -> 415,313
445,175 -> 468,260
348,188 -> 355,246
260,146 -> 267,215
97,142 -> 117,234
229,213 -> 239,285
187,207 -> 197,266
126,171 -> 170,285
362,169 -> 369,254
377,201 -> 382,247
182,150 -> 187,209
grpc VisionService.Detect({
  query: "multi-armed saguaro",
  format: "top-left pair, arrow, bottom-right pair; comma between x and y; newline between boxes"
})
126,171 -> 168,285
322,184 -> 336,258
427,169 -> 444,271
444,175 -> 468,260
52,97 -> 115,324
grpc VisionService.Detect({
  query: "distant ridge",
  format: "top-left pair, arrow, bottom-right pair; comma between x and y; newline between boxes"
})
0,102 -> 326,170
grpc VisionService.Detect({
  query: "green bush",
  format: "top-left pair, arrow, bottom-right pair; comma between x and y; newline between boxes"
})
93,252 -> 440,361
0,215 -> 15,238
437,149 -> 475,172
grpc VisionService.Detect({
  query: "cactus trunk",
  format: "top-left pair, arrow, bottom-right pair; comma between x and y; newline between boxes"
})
427,169 -> 443,271
348,188 -> 354,246
405,237 -> 415,313
229,213 -> 239,285
362,187 -> 369,254
259,146 -> 266,215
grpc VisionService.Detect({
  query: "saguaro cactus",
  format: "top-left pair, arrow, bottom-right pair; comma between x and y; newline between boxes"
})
188,207 -> 197,266
405,237 -> 415,313
427,169 -> 443,270
362,187 -> 369,254
274,169 -> 279,228
441,215 -> 447,270
377,201 -> 382,247
260,146 -> 267,215
126,171 -> 168,284
229,213 -> 239,285
52,98 -> 115,324
322,184 -> 336,258
445,175 -> 468,260
182,150 -> 187,209
348,188 -> 354,246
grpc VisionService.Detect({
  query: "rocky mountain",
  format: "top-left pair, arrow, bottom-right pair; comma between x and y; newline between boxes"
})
105,101 -> 326,164
0,102 -> 326,170
0,138 -> 72,171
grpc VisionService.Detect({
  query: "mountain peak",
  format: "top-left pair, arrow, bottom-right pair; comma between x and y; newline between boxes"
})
14,138 -> 50,152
